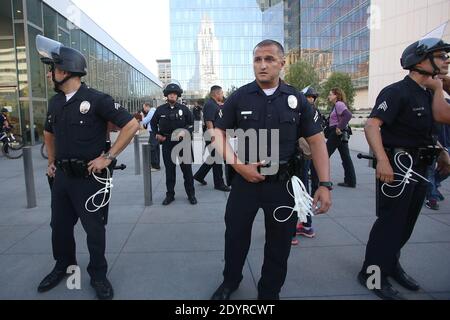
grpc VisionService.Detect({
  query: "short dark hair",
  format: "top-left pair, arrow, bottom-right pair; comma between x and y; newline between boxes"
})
143,102 -> 152,108
210,85 -> 222,95
254,39 -> 285,57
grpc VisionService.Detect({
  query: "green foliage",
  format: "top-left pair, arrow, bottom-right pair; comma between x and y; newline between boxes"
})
284,60 -> 320,92
321,72 -> 356,110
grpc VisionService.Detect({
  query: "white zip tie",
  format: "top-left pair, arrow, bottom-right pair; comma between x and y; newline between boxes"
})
381,152 -> 429,199
85,167 -> 114,213
273,176 -> 314,223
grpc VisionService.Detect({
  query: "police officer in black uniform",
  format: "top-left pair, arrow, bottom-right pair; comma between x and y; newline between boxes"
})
35,35 -> 140,300
194,85 -> 231,192
360,34 -> 450,300
211,40 -> 332,300
151,81 -> 197,206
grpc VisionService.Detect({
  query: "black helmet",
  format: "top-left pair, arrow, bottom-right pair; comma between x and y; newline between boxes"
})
163,80 -> 183,97
36,35 -> 87,76
1,108 -> 9,113
401,39 -> 450,70
304,87 -> 319,99
401,23 -> 450,75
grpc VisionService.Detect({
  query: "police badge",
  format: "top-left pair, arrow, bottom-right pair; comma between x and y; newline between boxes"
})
288,95 -> 298,109
80,101 -> 91,114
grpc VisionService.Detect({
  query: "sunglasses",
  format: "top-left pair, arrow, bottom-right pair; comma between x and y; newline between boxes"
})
433,54 -> 450,61
47,65 -> 55,72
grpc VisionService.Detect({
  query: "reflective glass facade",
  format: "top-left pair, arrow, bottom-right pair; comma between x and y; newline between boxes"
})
170,0 -> 285,100
285,0 -> 370,89
0,0 -> 162,145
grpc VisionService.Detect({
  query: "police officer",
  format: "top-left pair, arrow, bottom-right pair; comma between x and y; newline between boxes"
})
35,35 -> 140,300
151,81 -> 197,206
194,85 -> 231,192
360,33 -> 450,300
211,40 -> 332,300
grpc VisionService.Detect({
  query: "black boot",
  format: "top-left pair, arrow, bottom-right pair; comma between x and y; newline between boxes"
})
392,263 -> 420,291
162,195 -> 175,206
38,267 -> 69,293
90,278 -> 114,300
358,271 -> 406,300
211,283 -> 238,300
188,195 -> 198,205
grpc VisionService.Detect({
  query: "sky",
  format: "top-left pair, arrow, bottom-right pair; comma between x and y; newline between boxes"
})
71,0 -> 171,76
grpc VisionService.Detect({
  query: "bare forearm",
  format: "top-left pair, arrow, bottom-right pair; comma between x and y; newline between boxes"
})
307,134 -> 330,182
432,89 -> 450,124
44,131 -> 56,165
213,128 -> 243,167
206,121 -> 214,130
109,119 -> 140,157
365,122 -> 388,161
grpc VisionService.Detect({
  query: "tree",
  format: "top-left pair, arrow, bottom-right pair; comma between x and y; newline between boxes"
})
284,60 -> 320,92
321,72 -> 356,110
225,85 -> 238,98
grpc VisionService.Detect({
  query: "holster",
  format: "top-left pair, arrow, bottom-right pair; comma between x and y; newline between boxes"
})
385,146 -> 441,168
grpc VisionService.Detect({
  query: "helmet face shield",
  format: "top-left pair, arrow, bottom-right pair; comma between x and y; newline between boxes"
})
417,22 -> 450,54
36,35 -> 62,63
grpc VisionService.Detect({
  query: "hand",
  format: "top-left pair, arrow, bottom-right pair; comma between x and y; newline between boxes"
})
423,76 -> 444,91
156,134 -> 166,143
376,159 -> 394,183
313,187 -> 332,215
47,163 -> 56,178
175,130 -> 186,141
437,149 -> 450,176
439,75 -> 450,95
336,128 -> 342,136
88,155 -> 112,175
234,162 -> 266,184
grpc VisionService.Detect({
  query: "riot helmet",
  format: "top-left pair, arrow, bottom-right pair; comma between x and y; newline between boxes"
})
401,22 -> 450,76
302,86 -> 319,100
36,35 -> 87,90
163,80 -> 183,98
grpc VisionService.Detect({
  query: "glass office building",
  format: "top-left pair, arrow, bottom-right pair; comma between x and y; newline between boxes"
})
285,0 -> 370,89
0,0 -> 162,145
170,0 -> 285,100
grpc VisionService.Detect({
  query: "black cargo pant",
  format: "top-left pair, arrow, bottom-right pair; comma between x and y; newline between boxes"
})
162,139 -> 195,197
51,169 -> 108,281
222,175 -> 297,300
194,141 -> 225,187
362,160 -> 428,276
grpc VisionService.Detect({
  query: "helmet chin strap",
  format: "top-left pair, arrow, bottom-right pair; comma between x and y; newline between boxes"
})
51,68 -> 75,93
411,54 -> 442,77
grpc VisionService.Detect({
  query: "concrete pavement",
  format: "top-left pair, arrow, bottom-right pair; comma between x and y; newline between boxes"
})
0,132 -> 449,300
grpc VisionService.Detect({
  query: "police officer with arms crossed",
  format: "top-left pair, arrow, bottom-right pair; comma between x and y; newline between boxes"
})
360,30 -> 450,300
35,35 -> 140,300
151,81 -> 198,206
211,40 -> 332,300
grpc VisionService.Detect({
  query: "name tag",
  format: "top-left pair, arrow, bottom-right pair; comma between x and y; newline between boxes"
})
241,111 -> 253,115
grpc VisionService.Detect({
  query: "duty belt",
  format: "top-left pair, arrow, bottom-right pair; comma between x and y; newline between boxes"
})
385,146 -> 441,167
56,159 -> 89,178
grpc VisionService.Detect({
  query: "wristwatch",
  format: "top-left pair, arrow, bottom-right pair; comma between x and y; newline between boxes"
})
319,182 -> 334,191
102,152 -> 116,161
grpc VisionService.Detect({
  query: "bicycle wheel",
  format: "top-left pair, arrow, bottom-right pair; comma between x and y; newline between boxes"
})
8,134 -> 24,150
41,142 -> 48,159
3,143 -> 22,159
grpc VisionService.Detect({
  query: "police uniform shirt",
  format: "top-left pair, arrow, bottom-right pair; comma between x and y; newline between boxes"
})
203,99 -> 221,127
370,76 -> 435,148
151,102 -> 193,136
215,81 -> 322,163
44,83 -> 133,161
